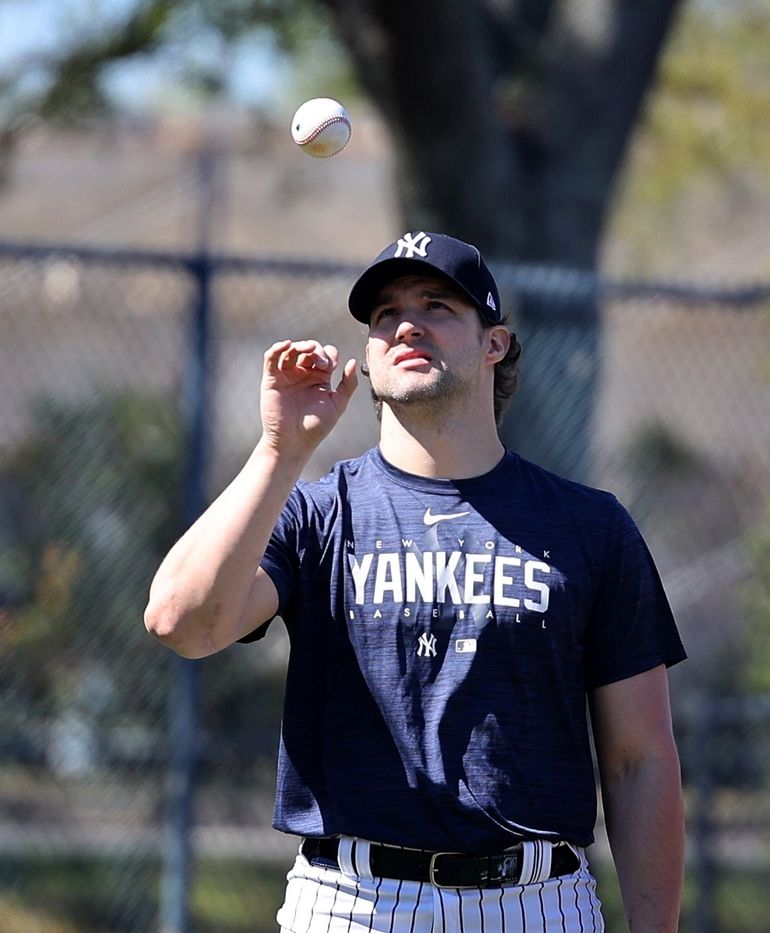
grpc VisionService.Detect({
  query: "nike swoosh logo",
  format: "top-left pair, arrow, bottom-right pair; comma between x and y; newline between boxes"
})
423,507 -> 471,526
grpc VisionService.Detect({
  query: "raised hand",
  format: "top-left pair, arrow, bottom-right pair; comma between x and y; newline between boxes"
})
260,339 -> 358,459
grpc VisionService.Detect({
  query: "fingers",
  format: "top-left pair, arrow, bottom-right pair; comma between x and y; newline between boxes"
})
280,341 -> 332,373
334,359 -> 359,408
322,344 -> 339,371
263,342 -> 357,419
263,340 -> 291,374
264,339 -> 337,375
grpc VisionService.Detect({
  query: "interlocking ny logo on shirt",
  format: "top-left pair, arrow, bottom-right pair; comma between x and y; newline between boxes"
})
417,632 -> 437,657
423,507 -> 470,526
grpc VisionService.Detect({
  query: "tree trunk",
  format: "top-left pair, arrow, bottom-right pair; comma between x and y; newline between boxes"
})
324,0 -> 683,479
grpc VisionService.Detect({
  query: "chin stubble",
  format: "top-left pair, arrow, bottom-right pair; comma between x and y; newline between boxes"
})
371,368 -> 466,413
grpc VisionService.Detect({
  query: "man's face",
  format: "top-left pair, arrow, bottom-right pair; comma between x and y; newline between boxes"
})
364,274 -> 488,413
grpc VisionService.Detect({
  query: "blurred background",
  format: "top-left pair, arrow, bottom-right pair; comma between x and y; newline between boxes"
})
0,1 -> 768,930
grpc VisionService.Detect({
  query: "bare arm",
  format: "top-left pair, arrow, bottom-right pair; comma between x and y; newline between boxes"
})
590,665 -> 685,932
144,339 -> 358,658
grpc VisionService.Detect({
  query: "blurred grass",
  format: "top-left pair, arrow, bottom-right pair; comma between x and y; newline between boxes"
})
593,860 -> 770,933
0,855 -> 287,933
0,891 -> 84,933
193,859 -> 287,932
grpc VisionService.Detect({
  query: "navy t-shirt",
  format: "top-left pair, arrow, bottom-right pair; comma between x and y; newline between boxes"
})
247,447 -> 685,851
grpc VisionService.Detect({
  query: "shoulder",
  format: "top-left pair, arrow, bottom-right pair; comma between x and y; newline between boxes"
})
291,448 -> 379,511
511,453 -> 624,519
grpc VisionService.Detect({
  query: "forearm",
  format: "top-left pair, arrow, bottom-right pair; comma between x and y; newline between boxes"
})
602,747 -> 685,932
144,439 -> 305,657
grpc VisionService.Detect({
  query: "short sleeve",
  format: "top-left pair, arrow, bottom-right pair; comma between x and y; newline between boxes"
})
236,488 -> 304,644
585,501 -> 686,689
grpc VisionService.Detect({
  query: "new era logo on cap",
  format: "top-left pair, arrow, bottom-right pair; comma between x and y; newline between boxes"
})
348,231 -> 502,325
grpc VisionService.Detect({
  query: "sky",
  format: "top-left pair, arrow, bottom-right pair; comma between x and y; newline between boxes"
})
0,0 -> 137,64
0,0 -> 287,114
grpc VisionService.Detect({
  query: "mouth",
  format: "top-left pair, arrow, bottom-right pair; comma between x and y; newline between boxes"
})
393,350 -> 433,367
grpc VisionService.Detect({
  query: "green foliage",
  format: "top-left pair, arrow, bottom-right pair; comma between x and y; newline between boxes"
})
0,853 -> 156,932
155,0 -> 336,48
0,853 -> 288,933
36,1 -> 179,123
622,420 -> 711,528
647,8 -> 770,182
0,390 -> 184,721
626,421 -> 705,478
610,2 -> 770,267
0,386 -> 287,780
646,8 -> 770,171
192,858 -> 287,931
1,0 -> 351,126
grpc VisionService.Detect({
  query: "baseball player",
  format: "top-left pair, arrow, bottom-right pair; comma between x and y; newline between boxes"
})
145,232 -> 686,931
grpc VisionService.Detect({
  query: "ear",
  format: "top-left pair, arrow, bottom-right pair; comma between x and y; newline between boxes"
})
485,326 -> 511,365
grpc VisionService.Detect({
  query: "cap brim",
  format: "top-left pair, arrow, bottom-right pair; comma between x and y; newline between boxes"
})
348,257 -> 484,323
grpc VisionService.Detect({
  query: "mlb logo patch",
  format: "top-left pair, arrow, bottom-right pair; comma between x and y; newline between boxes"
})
455,638 -> 477,654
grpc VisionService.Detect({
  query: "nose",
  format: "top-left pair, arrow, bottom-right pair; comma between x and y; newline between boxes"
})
394,315 -> 424,342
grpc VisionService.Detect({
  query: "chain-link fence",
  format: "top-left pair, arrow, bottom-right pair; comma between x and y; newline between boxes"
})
0,241 -> 769,932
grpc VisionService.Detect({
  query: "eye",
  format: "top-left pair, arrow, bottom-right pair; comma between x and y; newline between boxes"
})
426,299 -> 451,312
371,306 -> 396,325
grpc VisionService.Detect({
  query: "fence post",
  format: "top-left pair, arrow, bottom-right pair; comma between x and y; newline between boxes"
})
159,251 -> 212,933
498,280 -> 599,483
689,693 -> 717,933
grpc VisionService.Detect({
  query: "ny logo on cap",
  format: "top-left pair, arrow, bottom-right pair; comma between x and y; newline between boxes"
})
394,231 -> 431,259
487,292 -> 497,312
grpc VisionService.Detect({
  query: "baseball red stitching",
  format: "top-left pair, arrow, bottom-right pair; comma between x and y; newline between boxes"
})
296,115 -> 351,147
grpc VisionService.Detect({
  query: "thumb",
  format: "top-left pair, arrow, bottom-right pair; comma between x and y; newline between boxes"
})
333,359 -> 359,410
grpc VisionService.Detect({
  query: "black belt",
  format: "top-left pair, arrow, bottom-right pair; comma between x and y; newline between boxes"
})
300,837 -> 580,889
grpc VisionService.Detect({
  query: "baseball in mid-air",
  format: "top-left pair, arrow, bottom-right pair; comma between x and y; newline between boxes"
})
291,98 -> 351,158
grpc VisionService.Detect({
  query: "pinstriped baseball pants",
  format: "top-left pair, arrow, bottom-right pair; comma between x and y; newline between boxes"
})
277,842 -> 605,932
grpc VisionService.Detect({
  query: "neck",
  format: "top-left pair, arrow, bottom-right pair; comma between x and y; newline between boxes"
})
377,402 -> 505,479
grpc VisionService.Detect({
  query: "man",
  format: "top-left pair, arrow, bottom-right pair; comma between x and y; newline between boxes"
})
145,232 -> 686,931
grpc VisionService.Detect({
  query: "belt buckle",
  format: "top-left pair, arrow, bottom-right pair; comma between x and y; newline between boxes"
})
429,851 -> 470,889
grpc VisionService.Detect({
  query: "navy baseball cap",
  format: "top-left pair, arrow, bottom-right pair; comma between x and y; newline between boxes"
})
348,231 -> 502,325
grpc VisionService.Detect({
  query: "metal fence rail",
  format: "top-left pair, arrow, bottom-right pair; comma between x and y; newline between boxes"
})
0,241 -> 768,932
